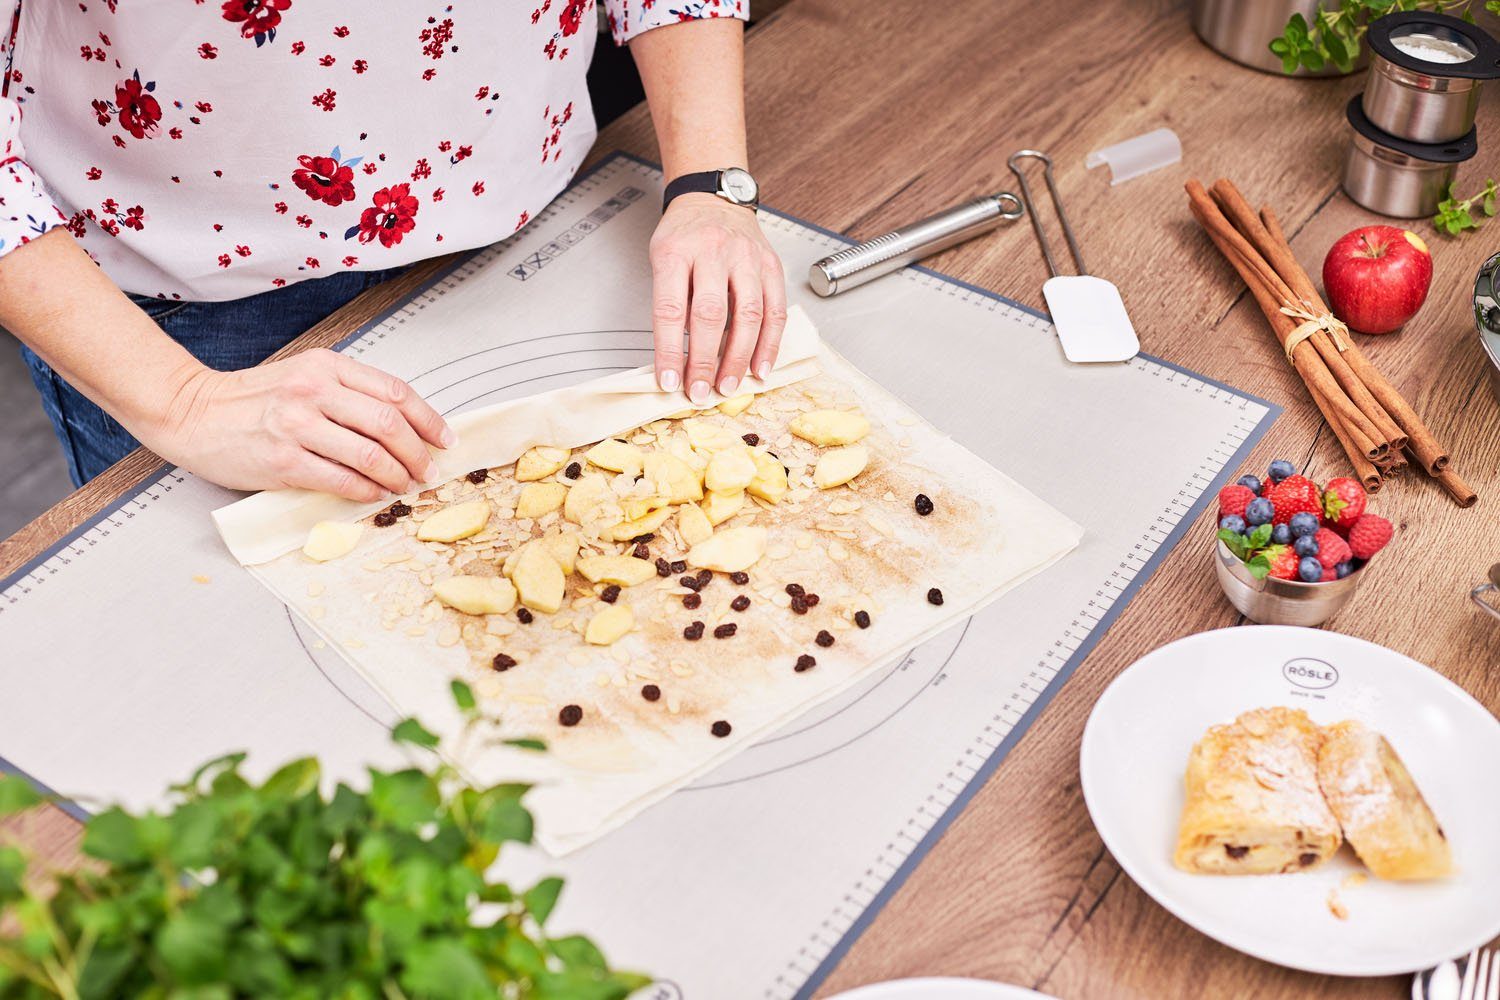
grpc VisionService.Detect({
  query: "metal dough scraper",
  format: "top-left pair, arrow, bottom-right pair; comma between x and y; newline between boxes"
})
1009,149 -> 1140,363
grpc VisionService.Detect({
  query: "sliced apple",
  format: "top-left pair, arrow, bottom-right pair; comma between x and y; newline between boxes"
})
686,525 -> 767,573
585,604 -> 634,646
541,528 -> 580,574
515,482 -> 567,519
643,452 -> 704,503
303,521 -> 363,561
515,445 -> 570,482
813,445 -> 869,489
512,544 -> 565,614
605,504 -> 673,542
620,495 -> 670,522
576,554 -> 656,587
746,449 -> 788,504
677,502 -> 714,546
717,393 -> 755,417
705,447 -> 757,493
700,489 -> 744,526
790,409 -> 870,447
432,575 -> 517,615
563,474 -> 610,524
586,439 -> 644,477
683,418 -> 737,452
416,500 -> 490,542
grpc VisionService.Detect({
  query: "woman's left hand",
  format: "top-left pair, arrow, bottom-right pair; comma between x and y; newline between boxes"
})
648,192 -> 787,402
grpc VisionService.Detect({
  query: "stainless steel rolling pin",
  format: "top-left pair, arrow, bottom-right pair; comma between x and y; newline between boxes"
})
808,192 -> 1025,296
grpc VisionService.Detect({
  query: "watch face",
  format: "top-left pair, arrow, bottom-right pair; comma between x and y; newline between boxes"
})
720,167 -> 758,205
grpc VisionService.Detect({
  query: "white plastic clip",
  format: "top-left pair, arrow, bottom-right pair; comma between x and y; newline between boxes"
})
1085,128 -> 1182,186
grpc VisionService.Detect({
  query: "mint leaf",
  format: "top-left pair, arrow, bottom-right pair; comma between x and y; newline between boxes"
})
524,876 -> 565,925
1245,553 -> 1272,580
392,718 -> 440,749
450,679 -> 476,712
1248,522 -> 1273,549
0,775 -> 41,817
1217,528 -> 1249,560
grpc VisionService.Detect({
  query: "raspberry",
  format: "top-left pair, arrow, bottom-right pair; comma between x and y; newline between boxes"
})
1347,514 -> 1393,559
1320,565 -> 1337,582
1266,475 -> 1322,526
1321,477 -> 1367,531
1313,528 -> 1352,570
1217,484 -> 1255,521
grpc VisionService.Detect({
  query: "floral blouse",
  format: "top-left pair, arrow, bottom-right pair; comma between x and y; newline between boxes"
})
0,0 -> 745,301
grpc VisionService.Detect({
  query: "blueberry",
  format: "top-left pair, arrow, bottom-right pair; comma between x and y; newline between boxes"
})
1268,459 -> 1296,483
1237,474 -> 1263,495
1336,560 -> 1355,579
1298,557 -> 1323,582
1271,524 -> 1292,545
1245,497 -> 1274,526
1289,511 -> 1320,537
1294,535 -> 1320,557
1219,515 -> 1247,534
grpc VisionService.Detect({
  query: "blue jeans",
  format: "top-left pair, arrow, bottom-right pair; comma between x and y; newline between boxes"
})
21,267 -> 407,487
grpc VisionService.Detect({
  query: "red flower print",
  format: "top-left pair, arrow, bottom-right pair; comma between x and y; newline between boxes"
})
341,255 -> 358,266
272,278 -> 287,286
361,163 -> 377,175
516,210 -> 530,228
419,16 -> 454,60
559,0 -> 588,37
475,85 -> 489,100
431,188 -> 444,202
292,152 -> 356,206
221,0 -> 290,44
121,206 -> 145,231
318,54 -> 334,66
91,100 -> 111,127
195,101 -> 213,114
305,256 -> 319,268
295,215 -> 312,228
437,140 -> 451,153
235,244 -> 251,257
353,59 -> 367,74
85,167 -> 102,180
198,42 -> 218,59
168,127 -> 184,140
411,158 -> 431,181
218,253 -> 232,268
471,181 -> 484,196
113,73 -> 161,139
333,25 -> 349,37
422,68 -> 436,81
312,88 -> 336,112
351,184 -> 418,248
273,201 -> 288,214
291,40 -> 306,55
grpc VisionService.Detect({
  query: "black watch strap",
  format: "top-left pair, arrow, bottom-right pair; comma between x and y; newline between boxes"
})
662,170 -> 722,212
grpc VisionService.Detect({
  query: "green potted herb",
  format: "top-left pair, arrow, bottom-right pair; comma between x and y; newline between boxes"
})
0,681 -> 648,999
1269,0 -> 1500,75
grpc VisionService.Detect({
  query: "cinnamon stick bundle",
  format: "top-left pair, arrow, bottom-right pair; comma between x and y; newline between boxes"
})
1185,178 -> 1476,507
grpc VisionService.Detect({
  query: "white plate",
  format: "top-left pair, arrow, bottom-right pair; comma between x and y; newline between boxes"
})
828,979 -> 1055,1000
1080,626 -> 1500,977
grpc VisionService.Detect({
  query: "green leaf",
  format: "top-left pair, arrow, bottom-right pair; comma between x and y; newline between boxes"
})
368,768 -> 440,828
0,845 -> 26,899
0,775 -> 42,816
1245,553 -> 1272,580
155,911 -> 228,984
450,679 -> 476,713
503,737 -> 546,752
76,945 -> 138,1000
261,758 -> 320,801
166,800 -> 221,868
1216,528 -> 1249,560
549,933 -> 607,970
392,718 -> 440,750
1248,523 -> 1273,549
472,784 -> 533,844
81,807 -> 148,865
399,937 -> 492,1000
524,876 -> 565,925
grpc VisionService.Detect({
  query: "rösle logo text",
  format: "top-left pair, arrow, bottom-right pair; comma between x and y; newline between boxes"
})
1282,657 -> 1339,690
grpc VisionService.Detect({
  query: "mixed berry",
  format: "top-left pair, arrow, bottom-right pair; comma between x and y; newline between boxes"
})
1215,460 -> 1393,582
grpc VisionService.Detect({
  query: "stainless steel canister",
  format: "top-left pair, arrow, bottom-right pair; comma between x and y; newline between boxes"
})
1476,251 -> 1500,404
1362,12 -> 1500,143
1342,96 -> 1477,218
1190,0 -> 1369,76
1214,541 -> 1365,627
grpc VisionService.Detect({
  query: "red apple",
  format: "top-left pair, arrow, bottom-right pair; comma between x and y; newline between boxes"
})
1321,225 -> 1433,334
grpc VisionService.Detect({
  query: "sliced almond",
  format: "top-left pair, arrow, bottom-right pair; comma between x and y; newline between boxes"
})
515,445 -> 570,482
303,521 -> 363,562
790,409 -> 870,447
432,575 -> 518,615
416,500 -> 490,542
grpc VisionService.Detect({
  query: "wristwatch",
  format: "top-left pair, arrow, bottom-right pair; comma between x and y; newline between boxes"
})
662,167 -> 760,212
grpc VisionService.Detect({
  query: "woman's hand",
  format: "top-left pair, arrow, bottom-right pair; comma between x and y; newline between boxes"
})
147,349 -> 454,502
648,193 -> 787,402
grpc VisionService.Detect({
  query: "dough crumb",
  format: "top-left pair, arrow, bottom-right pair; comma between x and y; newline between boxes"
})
1326,887 -> 1349,921
192,574 -> 211,584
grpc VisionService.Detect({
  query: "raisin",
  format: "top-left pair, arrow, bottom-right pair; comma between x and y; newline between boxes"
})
564,462 -> 582,479
742,433 -> 760,446
790,594 -> 808,615
631,533 -> 655,544
854,610 -> 871,629
731,595 -> 750,612
804,593 -> 820,607
714,623 -> 737,638
1224,845 -> 1249,859
914,493 -> 934,516
710,720 -> 732,738
492,653 -> 517,671
927,588 -> 944,606
373,511 -> 397,527
730,571 -> 750,585
516,607 -> 534,624
683,621 -> 705,640
466,469 -> 488,484
680,574 -> 703,592
641,684 -> 661,702
785,583 -> 805,597
656,557 -> 672,577
683,592 -> 702,610
388,501 -> 412,518
600,584 -> 621,604
795,653 -> 816,672
558,704 -> 583,727
1298,853 -> 1318,867
695,569 -> 713,589
815,630 -> 834,647
670,560 -> 687,573
632,542 -> 650,560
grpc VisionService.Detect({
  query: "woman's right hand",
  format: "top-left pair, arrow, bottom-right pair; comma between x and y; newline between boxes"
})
147,349 -> 455,502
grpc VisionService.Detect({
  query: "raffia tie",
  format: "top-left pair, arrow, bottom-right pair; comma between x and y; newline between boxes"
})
1279,302 -> 1351,363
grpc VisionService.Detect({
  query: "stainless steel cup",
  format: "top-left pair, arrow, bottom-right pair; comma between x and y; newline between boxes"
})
1342,96 -> 1476,218
1214,540 -> 1365,627
1476,252 -> 1500,405
1190,0 -> 1369,76
1362,12 -> 1500,143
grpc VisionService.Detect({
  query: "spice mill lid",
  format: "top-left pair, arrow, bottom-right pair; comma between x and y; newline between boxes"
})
1367,11 -> 1500,81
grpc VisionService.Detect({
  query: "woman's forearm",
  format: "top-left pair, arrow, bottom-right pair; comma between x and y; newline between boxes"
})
629,17 -> 749,180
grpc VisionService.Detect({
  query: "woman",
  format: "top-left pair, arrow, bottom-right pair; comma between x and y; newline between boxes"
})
0,0 -> 786,502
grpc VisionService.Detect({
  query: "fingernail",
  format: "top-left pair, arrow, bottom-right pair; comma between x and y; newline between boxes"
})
423,459 -> 440,483
719,375 -> 739,396
688,380 -> 711,404
405,480 -> 419,494
659,369 -> 680,392
440,425 -> 457,448
755,362 -> 771,380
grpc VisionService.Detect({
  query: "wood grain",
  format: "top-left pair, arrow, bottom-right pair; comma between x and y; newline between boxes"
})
5,1 -> 1500,995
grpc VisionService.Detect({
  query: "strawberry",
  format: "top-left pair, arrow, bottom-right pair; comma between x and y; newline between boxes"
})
1266,475 -> 1322,526
1322,477 -> 1367,531
1348,514 -> 1393,559
1313,527 -> 1352,570
1264,545 -> 1301,580
1217,484 -> 1255,521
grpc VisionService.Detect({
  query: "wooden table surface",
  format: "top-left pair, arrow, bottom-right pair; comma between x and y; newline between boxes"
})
5,1 -> 1500,996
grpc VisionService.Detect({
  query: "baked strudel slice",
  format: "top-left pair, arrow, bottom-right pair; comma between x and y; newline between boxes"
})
1173,707 -> 1342,875
1316,720 -> 1451,880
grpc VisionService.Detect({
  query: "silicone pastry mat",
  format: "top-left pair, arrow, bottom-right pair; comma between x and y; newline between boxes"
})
0,154 -> 1277,999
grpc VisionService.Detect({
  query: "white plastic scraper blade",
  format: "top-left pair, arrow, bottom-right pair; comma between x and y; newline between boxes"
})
1042,274 -> 1139,363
